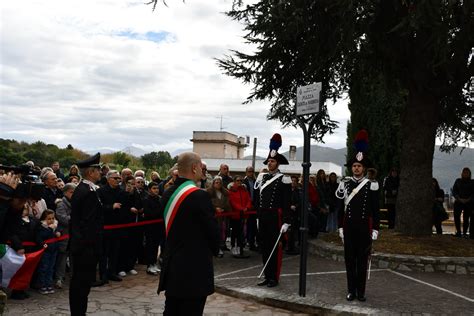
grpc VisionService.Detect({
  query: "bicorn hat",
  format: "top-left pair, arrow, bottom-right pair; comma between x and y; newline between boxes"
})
346,129 -> 372,168
263,133 -> 289,165
76,152 -> 101,169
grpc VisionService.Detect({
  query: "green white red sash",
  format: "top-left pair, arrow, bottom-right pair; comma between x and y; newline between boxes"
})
163,180 -> 199,236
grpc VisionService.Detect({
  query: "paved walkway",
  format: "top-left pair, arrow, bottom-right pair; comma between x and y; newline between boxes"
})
4,250 -> 474,315
213,250 -> 474,315
4,263 -> 305,315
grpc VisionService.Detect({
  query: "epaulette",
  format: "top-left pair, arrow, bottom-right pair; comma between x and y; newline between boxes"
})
370,181 -> 379,191
282,175 -> 292,184
342,176 -> 351,182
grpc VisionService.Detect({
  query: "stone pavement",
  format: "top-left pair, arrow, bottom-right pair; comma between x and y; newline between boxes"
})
4,250 -> 474,315
213,250 -> 474,315
3,264 -> 305,316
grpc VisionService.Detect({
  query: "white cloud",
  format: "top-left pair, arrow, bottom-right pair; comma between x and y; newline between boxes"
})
0,0 -> 349,159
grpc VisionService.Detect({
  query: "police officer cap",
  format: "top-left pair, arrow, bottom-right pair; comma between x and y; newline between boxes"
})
76,152 -> 101,169
263,133 -> 289,165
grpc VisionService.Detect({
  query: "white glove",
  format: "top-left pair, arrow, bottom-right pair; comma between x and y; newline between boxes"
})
338,228 -> 344,240
371,230 -> 379,240
280,223 -> 290,233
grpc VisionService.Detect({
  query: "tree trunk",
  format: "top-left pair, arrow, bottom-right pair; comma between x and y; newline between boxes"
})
395,87 -> 440,236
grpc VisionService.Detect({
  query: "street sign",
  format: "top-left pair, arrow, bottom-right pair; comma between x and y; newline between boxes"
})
296,82 -> 321,116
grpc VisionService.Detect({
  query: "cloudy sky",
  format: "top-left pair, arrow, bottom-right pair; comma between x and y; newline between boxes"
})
0,0 -> 350,157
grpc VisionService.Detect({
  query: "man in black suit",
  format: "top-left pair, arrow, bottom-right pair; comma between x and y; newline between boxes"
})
97,170 -> 123,284
158,152 -> 219,316
69,153 -> 103,316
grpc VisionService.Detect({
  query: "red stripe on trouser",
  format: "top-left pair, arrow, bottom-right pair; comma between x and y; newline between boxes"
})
275,208 -> 283,281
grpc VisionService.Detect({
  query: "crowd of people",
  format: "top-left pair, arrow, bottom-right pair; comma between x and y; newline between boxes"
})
1,158 -> 472,303
1,158 -> 341,298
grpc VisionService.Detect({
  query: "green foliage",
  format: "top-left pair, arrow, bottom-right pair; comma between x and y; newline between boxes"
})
346,44 -> 405,179
141,151 -> 176,179
112,152 -> 132,168
219,0 -> 473,147
0,138 -> 88,169
141,151 -> 173,170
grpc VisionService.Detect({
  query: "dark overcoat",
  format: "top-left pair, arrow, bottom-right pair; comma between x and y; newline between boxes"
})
70,181 -> 103,256
158,177 -> 219,298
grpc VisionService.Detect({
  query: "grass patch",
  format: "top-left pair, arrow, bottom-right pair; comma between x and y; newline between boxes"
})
320,230 -> 474,257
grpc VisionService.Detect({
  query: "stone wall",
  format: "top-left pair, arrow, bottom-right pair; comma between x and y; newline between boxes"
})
308,239 -> 474,275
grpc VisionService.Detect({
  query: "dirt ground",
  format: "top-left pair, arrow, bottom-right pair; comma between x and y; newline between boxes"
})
321,230 -> 474,257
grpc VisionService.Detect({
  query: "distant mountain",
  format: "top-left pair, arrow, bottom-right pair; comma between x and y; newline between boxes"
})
85,148 -> 115,155
282,145 -> 347,167
171,148 -> 192,157
121,146 -> 147,157
281,145 -> 473,191
87,146 -> 147,157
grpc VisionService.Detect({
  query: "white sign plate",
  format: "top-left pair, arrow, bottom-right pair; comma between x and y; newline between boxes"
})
296,82 -> 321,116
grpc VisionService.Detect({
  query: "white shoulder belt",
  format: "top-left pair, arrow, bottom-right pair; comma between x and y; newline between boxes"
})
260,173 -> 284,192
345,178 -> 369,207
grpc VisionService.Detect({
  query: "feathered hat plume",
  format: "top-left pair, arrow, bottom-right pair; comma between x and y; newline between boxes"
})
346,129 -> 372,167
354,129 -> 369,153
264,133 -> 289,165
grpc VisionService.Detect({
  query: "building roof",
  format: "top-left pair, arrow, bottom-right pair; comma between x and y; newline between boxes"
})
202,158 -> 343,176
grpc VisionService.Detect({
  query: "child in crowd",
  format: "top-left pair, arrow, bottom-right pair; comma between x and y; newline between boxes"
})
36,210 -> 61,295
143,182 -> 164,275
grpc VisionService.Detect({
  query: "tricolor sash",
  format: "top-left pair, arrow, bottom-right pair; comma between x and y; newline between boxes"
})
163,180 -> 199,237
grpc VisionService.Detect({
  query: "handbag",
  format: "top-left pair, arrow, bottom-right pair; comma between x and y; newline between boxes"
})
434,202 -> 449,222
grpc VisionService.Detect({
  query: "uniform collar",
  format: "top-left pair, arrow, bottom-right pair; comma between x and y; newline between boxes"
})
351,176 -> 366,183
82,179 -> 99,190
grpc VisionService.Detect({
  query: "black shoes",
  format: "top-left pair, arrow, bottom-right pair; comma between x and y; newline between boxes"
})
10,291 -> 29,300
257,279 -> 279,287
92,279 -> 108,287
357,295 -> 366,302
266,280 -> 278,287
346,292 -> 366,301
108,274 -> 123,282
257,279 -> 269,286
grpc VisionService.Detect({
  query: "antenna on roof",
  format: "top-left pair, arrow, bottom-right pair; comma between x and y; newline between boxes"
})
215,115 -> 226,131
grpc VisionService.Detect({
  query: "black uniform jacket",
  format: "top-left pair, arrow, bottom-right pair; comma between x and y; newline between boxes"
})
158,177 -> 220,298
70,181 -> 104,256
336,177 -> 380,231
257,172 -> 292,221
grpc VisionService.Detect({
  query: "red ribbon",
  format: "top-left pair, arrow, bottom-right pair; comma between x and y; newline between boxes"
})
18,209 -> 258,246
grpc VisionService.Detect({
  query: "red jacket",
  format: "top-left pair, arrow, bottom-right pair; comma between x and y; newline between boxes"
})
228,184 -> 253,220
309,183 -> 320,208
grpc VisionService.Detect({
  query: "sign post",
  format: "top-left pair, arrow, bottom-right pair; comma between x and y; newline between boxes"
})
296,82 -> 321,297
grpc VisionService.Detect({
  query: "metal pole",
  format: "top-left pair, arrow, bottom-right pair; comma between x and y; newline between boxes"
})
297,116 -> 318,297
252,137 -> 257,171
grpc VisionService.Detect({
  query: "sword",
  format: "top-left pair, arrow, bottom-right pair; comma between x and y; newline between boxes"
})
258,224 -> 290,279
367,243 -> 374,280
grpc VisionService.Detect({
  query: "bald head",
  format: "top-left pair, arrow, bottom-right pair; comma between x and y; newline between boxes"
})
177,152 -> 203,183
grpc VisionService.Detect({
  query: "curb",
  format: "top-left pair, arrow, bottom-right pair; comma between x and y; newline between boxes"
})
215,285 -> 369,315
308,239 -> 474,275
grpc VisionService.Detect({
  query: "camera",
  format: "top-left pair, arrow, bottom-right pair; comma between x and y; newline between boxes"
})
0,164 -> 45,200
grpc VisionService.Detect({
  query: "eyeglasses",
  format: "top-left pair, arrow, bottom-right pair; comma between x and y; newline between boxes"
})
235,179 -> 242,182
112,177 -> 121,180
